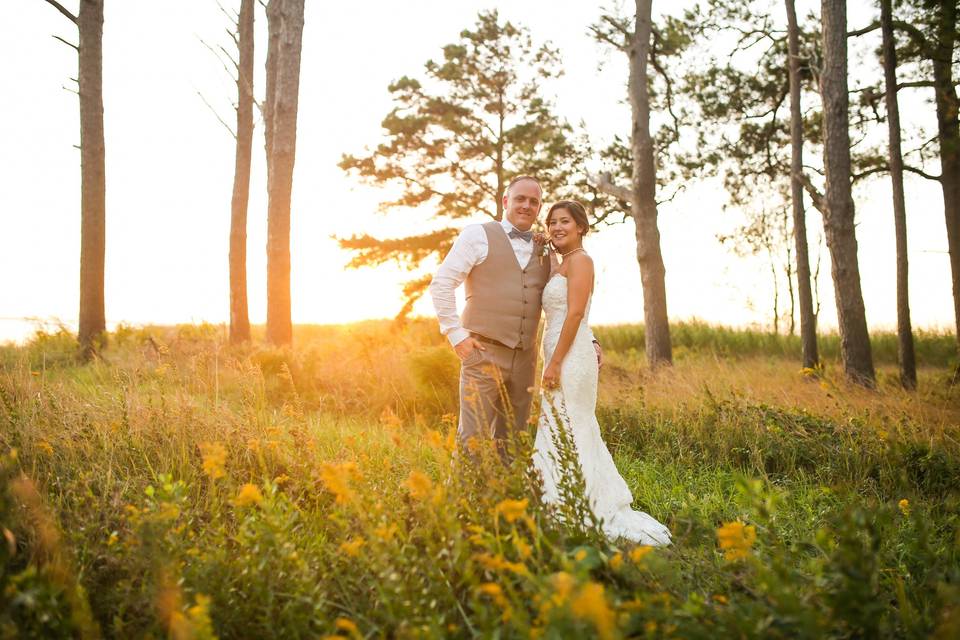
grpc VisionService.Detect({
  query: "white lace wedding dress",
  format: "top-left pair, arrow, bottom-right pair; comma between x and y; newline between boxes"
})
533,275 -> 672,546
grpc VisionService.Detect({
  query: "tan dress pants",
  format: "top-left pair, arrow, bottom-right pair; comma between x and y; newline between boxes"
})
457,339 -> 537,460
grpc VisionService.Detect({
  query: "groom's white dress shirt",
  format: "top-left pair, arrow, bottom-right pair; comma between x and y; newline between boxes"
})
429,218 -> 534,347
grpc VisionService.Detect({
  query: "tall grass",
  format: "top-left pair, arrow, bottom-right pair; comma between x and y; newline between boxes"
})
1,321 -> 958,638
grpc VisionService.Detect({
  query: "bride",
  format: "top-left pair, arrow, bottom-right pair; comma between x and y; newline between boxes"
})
533,200 -> 671,546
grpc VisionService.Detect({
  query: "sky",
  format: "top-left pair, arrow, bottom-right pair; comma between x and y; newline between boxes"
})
0,0 -> 954,344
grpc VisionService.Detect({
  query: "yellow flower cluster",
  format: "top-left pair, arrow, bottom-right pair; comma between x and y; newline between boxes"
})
319,461 -> 360,504
571,582 -> 616,640
234,483 -> 263,508
898,498 -> 910,515
476,582 -> 512,621
716,521 -> 757,562
200,442 -> 227,480
339,537 -> 365,558
629,545 -> 653,563
494,498 -> 528,524
403,470 -> 434,500
473,552 -> 529,577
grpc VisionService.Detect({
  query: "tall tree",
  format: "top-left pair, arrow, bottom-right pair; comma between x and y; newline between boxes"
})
339,11 -> 588,317
628,0 -> 672,367
264,0 -> 304,347
229,0 -> 255,345
43,0 -> 106,360
880,0 -> 918,389
786,0 -> 819,369
820,0 -> 875,385
851,0 -> 959,379
588,1 -> 679,368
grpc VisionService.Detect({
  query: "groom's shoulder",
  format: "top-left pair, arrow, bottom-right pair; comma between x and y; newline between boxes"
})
455,221 -> 493,241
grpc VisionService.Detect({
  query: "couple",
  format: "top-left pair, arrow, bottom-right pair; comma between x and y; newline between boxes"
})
429,175 -> 671,546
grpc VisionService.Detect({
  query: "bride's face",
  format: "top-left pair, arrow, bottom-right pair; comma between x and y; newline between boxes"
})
547,208 -> 584,251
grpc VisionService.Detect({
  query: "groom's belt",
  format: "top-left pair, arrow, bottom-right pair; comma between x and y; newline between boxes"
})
470,332 -> 518,350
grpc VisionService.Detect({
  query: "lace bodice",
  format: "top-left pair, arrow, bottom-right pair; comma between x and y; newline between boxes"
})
541,274 -> 593,366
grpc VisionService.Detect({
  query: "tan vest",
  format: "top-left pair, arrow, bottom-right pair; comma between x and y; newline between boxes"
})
462,222 -> 550,349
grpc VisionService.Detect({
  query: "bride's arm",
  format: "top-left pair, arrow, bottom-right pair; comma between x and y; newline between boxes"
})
541,254 -> 594,389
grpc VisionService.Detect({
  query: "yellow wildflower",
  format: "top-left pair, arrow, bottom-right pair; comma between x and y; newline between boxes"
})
571,582 -> 616,640
515,539 -> 532,560
335,617 -> 359,635
403,470 -> 434,500
477,583 -> 512,621
199,442 -> 227,480
716,521 -> 757,562
629,545 -> 653,563
36,440 -> 54,456
426,429 -> 444,449
274,474 -> 291,486
234,483 -> 263,508
373,523 -> 399,542
246,438 -> 261,453
712,594 -> 729,605
319,461 -> 359,504
549,571 -> 575,607
339,537 -> 365,557
474,552 -> 529,576
898,498 -> 910,515
574,549 -> 588,561
644,620 -> 658,634
609,552 -> 624,571
495,498 -> 529,523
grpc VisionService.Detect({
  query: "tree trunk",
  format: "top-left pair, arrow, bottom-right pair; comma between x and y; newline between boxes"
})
881,0 -> 917,389
819,0 -> 875,386
229,0 -> 254,345
629,0 -> 672,368
930,0 -> 960,381
785,0 -> 818,369
77,0 -> 106,359
264,0 -> 304,347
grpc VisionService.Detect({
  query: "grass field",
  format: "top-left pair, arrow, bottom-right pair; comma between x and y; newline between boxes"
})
1,320 -> 958,639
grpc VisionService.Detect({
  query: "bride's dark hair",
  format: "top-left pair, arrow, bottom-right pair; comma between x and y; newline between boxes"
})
545,200 -> 590,236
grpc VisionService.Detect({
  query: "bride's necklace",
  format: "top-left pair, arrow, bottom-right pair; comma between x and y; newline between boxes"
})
561,247 -> 585,258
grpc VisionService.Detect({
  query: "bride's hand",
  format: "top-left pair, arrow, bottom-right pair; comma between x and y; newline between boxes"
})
541,360 -> 561,391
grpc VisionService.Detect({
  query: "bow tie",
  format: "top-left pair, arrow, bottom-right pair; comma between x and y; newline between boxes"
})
508,228 -> 534,242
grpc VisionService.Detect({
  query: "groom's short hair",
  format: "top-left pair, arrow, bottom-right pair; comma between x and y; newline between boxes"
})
506,175 -> 541,195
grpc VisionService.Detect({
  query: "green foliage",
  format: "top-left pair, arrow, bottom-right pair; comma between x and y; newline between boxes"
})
0,323 -> 957,637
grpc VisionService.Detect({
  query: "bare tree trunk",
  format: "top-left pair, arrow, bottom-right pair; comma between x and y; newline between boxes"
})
786,0 -> 818,369
630,0 -> 672,368
264,0 -> 304,347
229,0 -> 254,345
929,0 -> 960,382
767,240 -> 780,334
819,0 -> 875,386
76,0 -> 107,360
881,0 -> 917,389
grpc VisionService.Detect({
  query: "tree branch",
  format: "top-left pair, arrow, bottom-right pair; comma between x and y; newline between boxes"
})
904,164 -> 942,181
51,34 -> 78,52
794,172 -> 825,214
196,90 -> 237,139
588,172 -> 635,204
848,20 -> 935,59
42,0 -> 77,25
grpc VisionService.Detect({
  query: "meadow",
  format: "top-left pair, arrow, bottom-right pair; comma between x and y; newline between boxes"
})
1,320 -> 958,639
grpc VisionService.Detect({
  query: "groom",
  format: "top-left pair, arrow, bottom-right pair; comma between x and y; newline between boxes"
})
429,176 -> 600,460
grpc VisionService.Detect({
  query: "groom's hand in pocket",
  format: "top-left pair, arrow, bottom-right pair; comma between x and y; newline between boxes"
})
455,337 -> 486,361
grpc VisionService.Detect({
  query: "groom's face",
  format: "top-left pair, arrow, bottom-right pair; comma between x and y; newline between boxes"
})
503,179 -> 543,232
